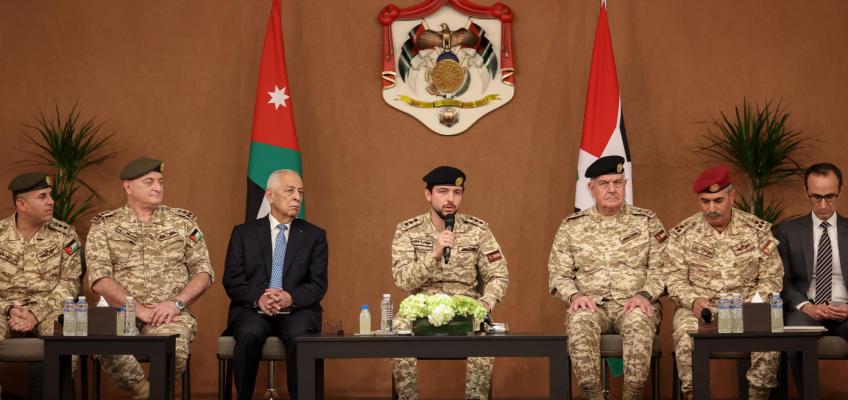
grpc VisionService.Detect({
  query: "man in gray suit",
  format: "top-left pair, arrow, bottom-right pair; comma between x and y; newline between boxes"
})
776,162 -> 848,337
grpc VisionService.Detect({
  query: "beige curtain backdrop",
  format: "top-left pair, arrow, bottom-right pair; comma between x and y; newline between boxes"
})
1,1 -> 847,398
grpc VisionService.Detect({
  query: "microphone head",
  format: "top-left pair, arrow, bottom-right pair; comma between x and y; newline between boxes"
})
443,214 -> 455,230
700,308 -> 713,324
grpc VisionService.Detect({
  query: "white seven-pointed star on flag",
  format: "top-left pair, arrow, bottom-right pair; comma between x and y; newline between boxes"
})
267,85 -> 290,110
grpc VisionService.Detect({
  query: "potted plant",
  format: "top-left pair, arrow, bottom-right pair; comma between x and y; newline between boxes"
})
398,293 -> 488,336
698,99 -> 809,224
17,103 -> 117,231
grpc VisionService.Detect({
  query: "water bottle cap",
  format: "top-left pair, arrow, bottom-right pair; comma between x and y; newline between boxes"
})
361,305 -> 369,310
383,294 -> 391,298
118,306 -> 125,311
77,296 -> 86,300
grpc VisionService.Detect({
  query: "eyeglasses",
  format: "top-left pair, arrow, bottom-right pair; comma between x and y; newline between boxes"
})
595,180 -> 625,190
808,193 -> 839,203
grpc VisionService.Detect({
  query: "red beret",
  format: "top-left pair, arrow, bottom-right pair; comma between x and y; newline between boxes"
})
693,165 -> 732,193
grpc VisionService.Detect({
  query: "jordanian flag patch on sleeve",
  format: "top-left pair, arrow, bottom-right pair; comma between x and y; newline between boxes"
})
189,228 -> 204,243
64,240 -> 80,255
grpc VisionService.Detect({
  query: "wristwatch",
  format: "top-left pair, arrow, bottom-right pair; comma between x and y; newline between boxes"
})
636,291 -> 653,301
171,299 -> 187,312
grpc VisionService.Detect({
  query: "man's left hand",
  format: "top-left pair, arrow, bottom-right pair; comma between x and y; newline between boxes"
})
265,289 -> 293,312
9,306 -> 37,332
149,301 -> 182,327
623,294 -> 654,317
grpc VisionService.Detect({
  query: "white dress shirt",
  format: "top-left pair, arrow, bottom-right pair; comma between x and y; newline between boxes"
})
800,212 -> 848,309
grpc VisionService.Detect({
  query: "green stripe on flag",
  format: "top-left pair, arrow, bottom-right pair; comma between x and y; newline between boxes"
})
247,142 -> 302,190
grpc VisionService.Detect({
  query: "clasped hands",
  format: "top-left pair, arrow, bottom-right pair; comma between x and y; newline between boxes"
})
259,288 -> 293,315
7,306 -> 37,332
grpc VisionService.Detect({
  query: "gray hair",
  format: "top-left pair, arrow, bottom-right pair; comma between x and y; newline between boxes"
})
266,169 -> 301,191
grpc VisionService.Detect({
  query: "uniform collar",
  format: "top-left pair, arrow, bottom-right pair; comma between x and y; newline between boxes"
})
122,204 -> 166,225
4,213 -> 49,242
424,211 -> 465,233
590,203 -> 629,221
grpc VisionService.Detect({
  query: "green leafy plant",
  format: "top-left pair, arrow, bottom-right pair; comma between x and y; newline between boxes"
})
17,103 -> 118,228
398,294 -> 487,326
698,99 -> 809,224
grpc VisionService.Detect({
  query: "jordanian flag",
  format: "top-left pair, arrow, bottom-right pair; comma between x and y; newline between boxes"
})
246,0 -> 304,221
574,0 -> 633,212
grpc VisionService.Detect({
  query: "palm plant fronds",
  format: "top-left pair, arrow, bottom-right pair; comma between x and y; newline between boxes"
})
16,102 -> 118,228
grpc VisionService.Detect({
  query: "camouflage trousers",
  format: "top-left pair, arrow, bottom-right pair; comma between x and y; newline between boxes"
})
672,307 -> 778,399
391,317 -> 493,400
566,300 -> 660,398
96,312 -> 196,398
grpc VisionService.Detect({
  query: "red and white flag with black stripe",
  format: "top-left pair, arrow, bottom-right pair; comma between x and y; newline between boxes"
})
574,0 -> 633,211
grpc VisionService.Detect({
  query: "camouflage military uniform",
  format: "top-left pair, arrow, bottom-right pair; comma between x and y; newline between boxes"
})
0,214 -> 82,341
391,212 -> 509,400
665,209 -> 782,400
548,204 -> 667,400
86,205 -> 213,396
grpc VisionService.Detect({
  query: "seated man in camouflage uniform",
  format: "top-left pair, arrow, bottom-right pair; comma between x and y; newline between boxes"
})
665,166 -> 782,400
86,158 -> 214,399
391,166 -> 509,400
548,156 -> 667,400
1,173 -> 82,396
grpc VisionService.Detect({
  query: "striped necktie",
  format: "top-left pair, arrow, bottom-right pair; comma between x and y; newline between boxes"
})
269,224 -> 287,289
814,221 -> 833,305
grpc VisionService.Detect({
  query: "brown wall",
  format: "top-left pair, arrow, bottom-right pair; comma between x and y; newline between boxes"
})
1,0 -> 847,398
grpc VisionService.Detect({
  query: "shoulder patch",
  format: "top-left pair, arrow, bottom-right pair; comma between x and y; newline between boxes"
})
670,222 -> 691,237
398,216 -> 423,231
91,209 -> 118,224
169,207 -> 196,221
48,219 -> 75,236
736,210 -> 771,232
462,214 -> 488,229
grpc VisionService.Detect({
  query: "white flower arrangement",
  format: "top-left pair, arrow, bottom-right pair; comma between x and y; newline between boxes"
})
398,293 -> 488,327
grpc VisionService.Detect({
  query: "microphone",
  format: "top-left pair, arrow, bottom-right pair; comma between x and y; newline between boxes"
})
701,308 -> 713,324
443,214 -> 455,264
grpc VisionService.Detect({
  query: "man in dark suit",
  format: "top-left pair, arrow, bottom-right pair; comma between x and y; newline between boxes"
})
223,169 -> 328,400
776,162 -> 848,337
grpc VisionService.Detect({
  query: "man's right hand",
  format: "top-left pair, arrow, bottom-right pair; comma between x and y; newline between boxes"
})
569,293 -> 598,313
692,298 -> 710,319
134,303 -> 155,324
432,230 -> 456,260
801,303 -> 833,321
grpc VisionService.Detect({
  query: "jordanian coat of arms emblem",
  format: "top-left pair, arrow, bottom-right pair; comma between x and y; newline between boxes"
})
379,0 -> 515,135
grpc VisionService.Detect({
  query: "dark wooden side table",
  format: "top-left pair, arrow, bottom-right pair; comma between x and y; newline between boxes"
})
43,334 -> 177,400
296,332 -> 570,400
689,330 -> 821,400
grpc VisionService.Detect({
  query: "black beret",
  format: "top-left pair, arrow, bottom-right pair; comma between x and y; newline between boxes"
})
9,172 -> 52,196
585,155 -> 626,178
120,157 -> 164,180
423,166 -> 466,188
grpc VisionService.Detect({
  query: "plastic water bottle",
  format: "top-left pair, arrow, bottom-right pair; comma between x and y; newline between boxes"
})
771,293 -> 784,333
117,306 -> 126,336
380,294 -> 393,333
62,297 -> 76,336
718,293 -> 731,333
359,305 -> 371,334
125,296 -> 137,336
76,296 -> 88,336
731,293 -> 744,333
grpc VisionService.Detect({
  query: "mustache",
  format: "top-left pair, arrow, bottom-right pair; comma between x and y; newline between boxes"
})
705,211 -> 721,218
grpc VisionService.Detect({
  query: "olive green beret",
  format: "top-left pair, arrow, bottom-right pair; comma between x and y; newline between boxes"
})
423,166 -> 466,188
8,172 -> 52,196
120,157 -> 164,180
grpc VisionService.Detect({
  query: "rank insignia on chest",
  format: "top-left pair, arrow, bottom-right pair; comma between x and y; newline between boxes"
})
37,246 -> 59,262
690,243 -> 715,258
115,226 -> 139,241
732,241 -> 754,256
158,229 -> 179,241
619,230 -> 641,244
485,250 -> 503,263
0,248 -> 21,265
189,228 -> 203,243
63,240 -> 80,255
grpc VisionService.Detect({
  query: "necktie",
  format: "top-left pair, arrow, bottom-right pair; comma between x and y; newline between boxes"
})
269,225 -> 287,289
814,221 -> 833,305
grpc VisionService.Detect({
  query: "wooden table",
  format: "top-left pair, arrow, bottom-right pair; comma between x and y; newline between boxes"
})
296,333 -> 571,400
43,334 -> 177,400
689,330 -> 820,400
